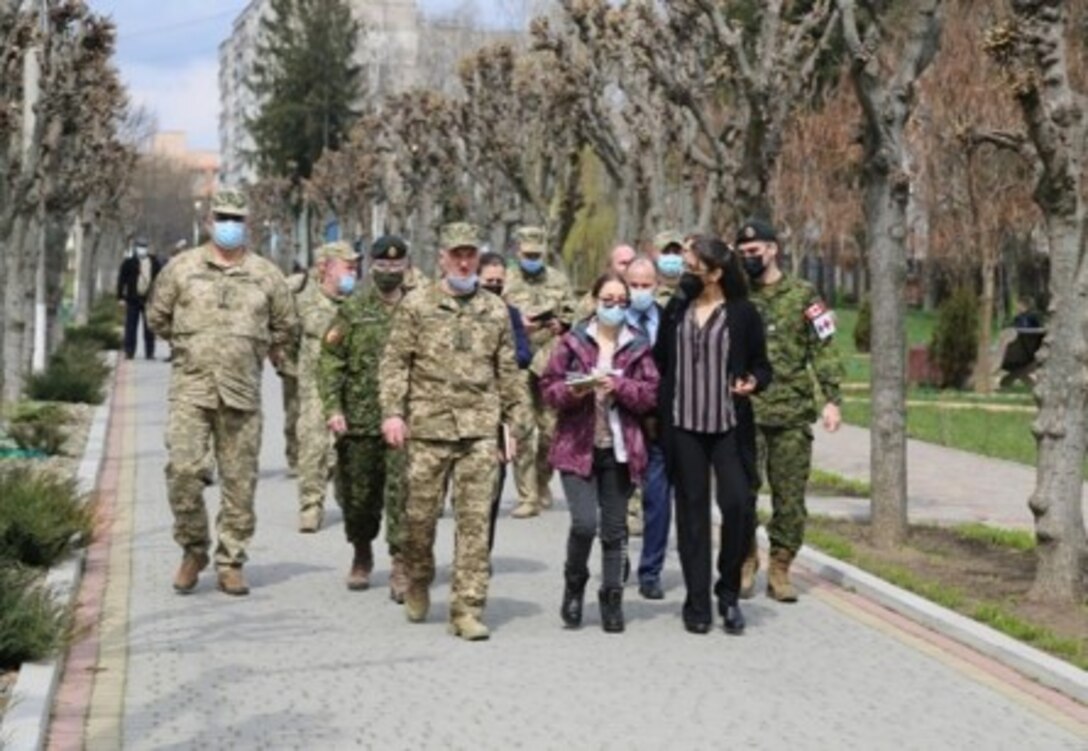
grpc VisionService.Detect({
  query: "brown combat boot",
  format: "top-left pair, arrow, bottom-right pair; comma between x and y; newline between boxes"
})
388,554 -> 408,603
511,502 -> 539,519
346,542 -> 373,591
767,548 -> 798,603
404,585 -> 430,622
448,614 -> 490,641
173,550 -> 209,594
739,534 -> 760,600
217,566 -> 250,596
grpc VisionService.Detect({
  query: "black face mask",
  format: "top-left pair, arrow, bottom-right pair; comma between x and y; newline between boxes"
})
743,255 -> 766,280
372,270 -> 404,293
678,272 -> 705,299
481,283 -> 504,297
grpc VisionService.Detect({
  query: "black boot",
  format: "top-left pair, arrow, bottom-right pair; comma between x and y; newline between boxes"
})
599,587 -> 625,633
720,593 -> 746,635
561,569 -> 589,628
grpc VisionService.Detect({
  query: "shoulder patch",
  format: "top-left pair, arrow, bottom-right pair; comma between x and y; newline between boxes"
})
804,301 -> 836,341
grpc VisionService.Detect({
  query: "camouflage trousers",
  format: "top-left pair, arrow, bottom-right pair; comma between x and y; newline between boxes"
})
165,400 -> 262,568
756,424 -> 814,554
513,379 -> 556,510
282,374 -> 300,471
334,435 -> 406,553
404,437 -> 498,620
297,375 -> 334,513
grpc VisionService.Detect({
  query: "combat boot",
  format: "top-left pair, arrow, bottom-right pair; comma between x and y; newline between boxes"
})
388,554 -> 408,603
299,506 -> 323,533
448,614 -> 490,641
404,585 -> 430,622
217,566 -> 250,596
767,548 -> 799,603
739,537 -> 760,600
599,587 -> 625,634
511,502 -> 539,519
172,550 -> 209,594
346,542 -> 373,591
560,569 -> 589,628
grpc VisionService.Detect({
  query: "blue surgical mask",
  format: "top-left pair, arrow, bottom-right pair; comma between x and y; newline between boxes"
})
213,221 -> 246,251
338,274 -> 356,295
597,304 -> 627,328
447,273 -> 478,295
520,258 -> 544,275
657,254 -> 683,278
630,290 -> 655,313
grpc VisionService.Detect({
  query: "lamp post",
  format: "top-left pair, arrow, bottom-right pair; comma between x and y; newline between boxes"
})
192,199 -> 203,247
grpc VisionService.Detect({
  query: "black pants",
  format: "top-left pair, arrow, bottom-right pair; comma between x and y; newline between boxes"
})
123,298 -> 154,359
560,449 -> 632,589
672,428 -> 753,625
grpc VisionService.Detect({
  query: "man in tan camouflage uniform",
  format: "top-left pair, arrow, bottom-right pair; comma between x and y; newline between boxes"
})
737,218 -> 844,602
149,188 -> 296,596
294,241 -> 360,533
379,222 -> 527,640
502,226 -> 575,518
651,230 -> 685,306
279,266 -> 307,477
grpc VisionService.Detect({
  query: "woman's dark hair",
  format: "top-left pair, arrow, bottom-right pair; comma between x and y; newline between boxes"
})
687,234 -> 748,300
479,251 -> 506,270
590,271 -> 630,300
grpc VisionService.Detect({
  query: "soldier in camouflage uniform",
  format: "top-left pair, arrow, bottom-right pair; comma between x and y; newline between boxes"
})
379,222 -> 528,641
279,267 -> 308,477
737,218 -> 844,602
294,241 -> 360,533
502,226 -> 575,518
148,188 -> 296,596
319,235 -> 411,598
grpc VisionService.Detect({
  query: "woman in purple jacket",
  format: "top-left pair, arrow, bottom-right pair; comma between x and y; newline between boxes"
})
540,272 -> 660,633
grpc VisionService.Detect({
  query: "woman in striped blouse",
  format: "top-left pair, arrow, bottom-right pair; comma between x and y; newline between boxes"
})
654,236 -> 772,635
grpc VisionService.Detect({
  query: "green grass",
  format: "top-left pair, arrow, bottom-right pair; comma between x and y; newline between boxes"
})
971,603 -> 1086,669
836,306 -> 939,384
954,523 -> 1036,552
808,468 -> 871,497
863,559 -> 966,609
805,527 -> 856,561
0,563 -> 70,668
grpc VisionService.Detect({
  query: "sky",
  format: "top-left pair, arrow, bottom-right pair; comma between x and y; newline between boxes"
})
88,0 -> 522,152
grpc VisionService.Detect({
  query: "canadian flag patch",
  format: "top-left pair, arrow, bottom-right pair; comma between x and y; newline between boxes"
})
804,301 -> 836,341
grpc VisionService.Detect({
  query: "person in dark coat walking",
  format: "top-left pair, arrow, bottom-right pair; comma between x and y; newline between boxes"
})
117,237 -> 162,360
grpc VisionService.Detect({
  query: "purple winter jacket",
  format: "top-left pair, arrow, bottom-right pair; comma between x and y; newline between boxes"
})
540,320 -> 660,483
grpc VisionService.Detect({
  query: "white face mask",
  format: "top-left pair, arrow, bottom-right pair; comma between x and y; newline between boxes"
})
135,246 -> 148,258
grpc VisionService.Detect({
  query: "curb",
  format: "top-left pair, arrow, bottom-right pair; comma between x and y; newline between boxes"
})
774,529 -> 1088,705
1,353 -> 118,751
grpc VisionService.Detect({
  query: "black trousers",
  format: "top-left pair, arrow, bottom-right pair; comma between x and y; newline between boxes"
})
123,298 -> 155,359
672,428 -> 753,625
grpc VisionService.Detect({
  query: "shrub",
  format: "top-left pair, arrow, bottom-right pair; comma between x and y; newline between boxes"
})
0,563 -> 69,668
0,467 -> 92,568
929,288 -> 979,389
87,296 -> 123,328
26,341 -> 109,404
854,297 -> 872,354
65,323 -> 122,351
7,403 -> 70,455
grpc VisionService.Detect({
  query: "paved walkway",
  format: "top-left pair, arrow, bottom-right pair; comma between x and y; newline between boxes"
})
47,361 -> 1087,749
811,424 -> 1088,530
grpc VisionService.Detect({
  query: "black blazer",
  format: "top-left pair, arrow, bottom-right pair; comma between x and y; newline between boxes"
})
653,295 -> 773,488
117,254 -> 162,302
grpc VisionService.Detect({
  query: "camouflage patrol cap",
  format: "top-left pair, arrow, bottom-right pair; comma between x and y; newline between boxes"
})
372,235 -> 409,260
211,189 -> 248,218
315,240 -> 359,262
653,230 -> 684,253
736,218 -> 777,246
514,226 -> 547,254
439,222 -> 480,252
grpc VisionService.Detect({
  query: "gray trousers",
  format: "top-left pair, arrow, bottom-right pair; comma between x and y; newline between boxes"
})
560,449 -> 633,589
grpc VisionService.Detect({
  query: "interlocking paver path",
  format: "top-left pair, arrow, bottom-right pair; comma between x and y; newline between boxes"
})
47,362 -> 1088,750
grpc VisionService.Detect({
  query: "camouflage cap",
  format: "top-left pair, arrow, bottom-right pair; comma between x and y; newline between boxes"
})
315,240 -> 359,262
736,217 -> 777,246
514,226 -> 547,254
372,234 -> 409,260
439,222 -> 480,252
653,230 -> 684,253
211,189 -> 248,218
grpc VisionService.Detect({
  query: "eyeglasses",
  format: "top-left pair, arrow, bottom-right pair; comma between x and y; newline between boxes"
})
598,297 -> 628,309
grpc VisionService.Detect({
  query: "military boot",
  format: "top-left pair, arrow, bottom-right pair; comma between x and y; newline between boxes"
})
299,506 -> 323,533
511,502 -> 539,519
346,542 -> 373,591
388,554 -> 408,603
448,614 -> 490,641
767,548 -> 799,603
404,585 -> 430,622
560,569 -> 589,628
217,566 -> 250,596
739,536 -> 760,600
598,587 -> 625,634
173,550 -> 209,594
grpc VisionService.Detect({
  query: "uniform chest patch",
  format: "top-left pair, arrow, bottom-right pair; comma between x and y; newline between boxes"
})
804,302 -> 836,341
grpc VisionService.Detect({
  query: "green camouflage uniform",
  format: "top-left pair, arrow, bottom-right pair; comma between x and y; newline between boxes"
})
379,224 -> 528,622
503,229 -> 575,512
318,283 -> 406,553
279,271 -> 307,472
148,239 -> 295,570
294,270 -> 343,518
751,274 -> 844,554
